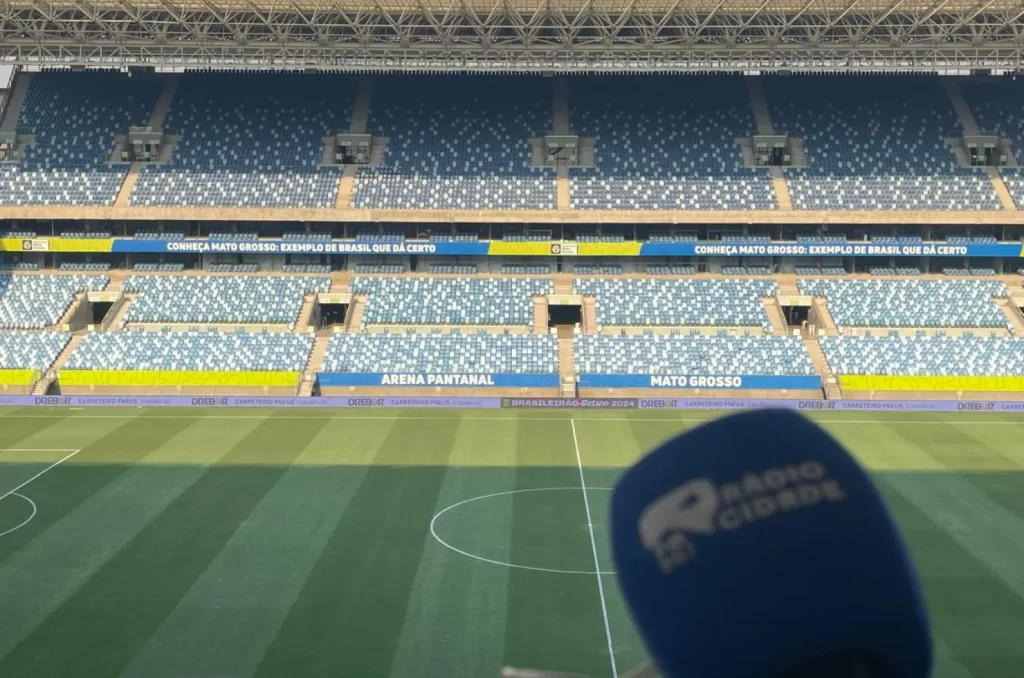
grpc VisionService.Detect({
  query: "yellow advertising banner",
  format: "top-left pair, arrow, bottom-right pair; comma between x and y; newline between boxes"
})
0,369 -> 36,385
840,375 -> 1024,392
0,237 -> 114,253
58,370 -> 300,387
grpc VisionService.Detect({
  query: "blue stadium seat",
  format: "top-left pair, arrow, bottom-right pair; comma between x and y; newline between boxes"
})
569,76 -> 776,210
352,76 -> 556,210
0,274 -> 109,329
0,331 -> 71,371
322,331 -> 557,374
820,335 -> 1024,376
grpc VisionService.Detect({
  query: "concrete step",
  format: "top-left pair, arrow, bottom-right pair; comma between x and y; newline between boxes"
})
296,293 -> 317,331
0,72 -> 32,132
997,297 -> 1024,335
345,294 -> 366,331
761,297 -> 789,336
802,336 -> 842,400
533,296 -> 549,335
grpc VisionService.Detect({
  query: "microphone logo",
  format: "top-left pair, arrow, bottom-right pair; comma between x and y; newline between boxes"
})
638,479 -> 720,574
637,463 -> 847,574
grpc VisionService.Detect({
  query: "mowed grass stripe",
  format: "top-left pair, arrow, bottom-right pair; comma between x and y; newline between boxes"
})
502,418 -> 612,677
0,415 -> 231,665
253,418 -> 460,678
388,420 -> 521,678
0,413 -> 327,678
118,419 -> 399,678
874,471 -> 1024,678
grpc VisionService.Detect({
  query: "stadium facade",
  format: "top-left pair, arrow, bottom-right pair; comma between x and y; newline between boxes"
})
2,9 -> 1024,404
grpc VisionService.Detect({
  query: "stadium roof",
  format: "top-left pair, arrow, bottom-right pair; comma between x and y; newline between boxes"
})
1,0 -> 1022,72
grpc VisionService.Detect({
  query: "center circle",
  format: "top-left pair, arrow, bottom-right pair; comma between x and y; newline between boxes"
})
0,492 -> 37,538
429,487 -> 616,575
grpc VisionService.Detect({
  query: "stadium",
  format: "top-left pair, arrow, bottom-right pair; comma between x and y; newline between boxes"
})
0,0 -> 1023,675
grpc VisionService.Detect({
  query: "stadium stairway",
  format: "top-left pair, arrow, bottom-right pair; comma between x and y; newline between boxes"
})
553,77 -> 572,211
0,72 -> 32,132
344,294 -> 366,331
295,293 -> 317,331
32,331 -> 85,394
802,336 -> 843,399
553,275 -> 572,294
105,269 -> 128,292
56,292 -> 88,330
745,76 -> 793,211
811,297 -> 839,334
942,78 -> 1017,211
116,74 -> 181,208
298,331 -> 331,396
581,296 -> 598,333
102,292 -> 136,331
996,297 -> 1024,334
533,295 -> 548,334
336,76 -> 375,209
557,325 -> 576,397
762,297 -> 789,335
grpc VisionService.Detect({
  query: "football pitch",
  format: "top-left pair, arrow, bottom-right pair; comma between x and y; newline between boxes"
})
0,407 -> 1022,678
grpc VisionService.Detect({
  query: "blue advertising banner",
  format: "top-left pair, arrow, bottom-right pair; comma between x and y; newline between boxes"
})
316,372 -> 560,388
106,238 -> 1024,258
577,374 -> 822,389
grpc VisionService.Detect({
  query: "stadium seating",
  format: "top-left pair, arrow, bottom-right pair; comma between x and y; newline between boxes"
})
0,274 -> 108,329
649,232 -> 698,242
355,264 -> 405,274
871,234 -> 923,244
0,260 -> 39,271
570,76 -> 776,210
820,335 -> 1024,376
962,80 -> 1024,208
351,76 -> 556,210
429,264 -> 477,275
134,230 -> 187,240
502,231 -> 552,242
351,276 -> 552,326
322,332 -> 558,374
503,264 -> 551,275
646,264 -> 697,275
0,230 -> 37,238
66,328 -> 314,372
575,264 -> 623,275
0,331 -> 71,371
130,73 -> 352,208
720,234 -> 772,244
797,233 -> 847,243
574,278 -> 775,329
574,334 -> 815,375
209,231 -> 259,241
768,76 -> 1001,210
355,229 -> 404,243
133,263 -> 186,272
721,266 -> 772,275
282,264 -> 332,274
60,230 -> 111,239
577,232 -> 626,242
206,263 -> 260,273
59,262 -> 112,272
795,266 -> 847,276
0,72 -> 162,206
282,230 -> 332,242
429,232 -> 480,243
797,279 -> 1009,328
123,275 -> 328,325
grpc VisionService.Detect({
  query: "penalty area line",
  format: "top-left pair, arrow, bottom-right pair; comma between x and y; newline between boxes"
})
571,418 -> 619,678
0,449 -> 83,505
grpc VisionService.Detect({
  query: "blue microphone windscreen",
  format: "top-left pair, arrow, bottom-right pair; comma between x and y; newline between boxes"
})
610,409 -> 932,678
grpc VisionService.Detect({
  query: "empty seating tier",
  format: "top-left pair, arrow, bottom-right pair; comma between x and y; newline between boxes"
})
820,335 -> 1024,376
67,329 -> 314,372
351,76 -> 556,210
0,274 -> 108,329
0,331 -> 71,371
0,72 -> 161,206
797,279 -> 1008,328
574,335 -> 815,375
963,80 -> 1024,209
123,275 -> 329,325
351,276 -> 553,326
322,332 -> 557,374
768,76 -> 1001,210
570,76 -> 776,210
573,278 -> 776,329
130,74 -> 353,208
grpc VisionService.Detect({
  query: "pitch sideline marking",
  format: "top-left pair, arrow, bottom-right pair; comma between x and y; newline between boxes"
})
0,448 -> 83,505
572,418 -> 620,678
1,413 -> 1022,426
429,487 -> 617,575
0,492 -> 37,537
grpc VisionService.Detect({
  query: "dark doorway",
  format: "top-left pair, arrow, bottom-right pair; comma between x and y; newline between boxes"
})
91,301 -> 114,325
549,304 -> 582,327
320,303 -> 348,327
784,304 -> 810,327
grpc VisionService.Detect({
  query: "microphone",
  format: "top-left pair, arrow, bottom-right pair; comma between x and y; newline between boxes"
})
610,409 -> 932,678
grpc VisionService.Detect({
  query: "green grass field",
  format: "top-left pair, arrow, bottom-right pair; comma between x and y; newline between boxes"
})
0,407 -> 1022,678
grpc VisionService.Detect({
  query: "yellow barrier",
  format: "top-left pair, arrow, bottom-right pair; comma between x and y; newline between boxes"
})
58,370 -> 300,387
840,375 -> 1024,392
0,237 -> 115,253
486,242 -> 556,256
0,369 -> 37,385
578,242 -> 643,256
